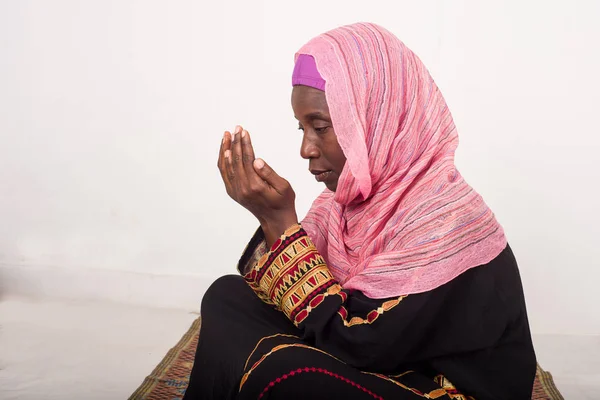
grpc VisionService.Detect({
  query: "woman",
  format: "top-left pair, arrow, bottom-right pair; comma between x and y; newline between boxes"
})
183,23 -> 536,400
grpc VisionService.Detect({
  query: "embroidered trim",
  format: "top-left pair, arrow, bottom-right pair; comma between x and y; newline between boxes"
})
389,370 -> 415,378
362,371 -> 447,399
258,367 -> 384,400
433,375 -> 475,400
292,282 -> 343,326
243,225 -> 306,305
243,333 -> 300,371
337,294 -> 407,327
244,225 -> 339,327
240,341 -> 437,399
239,342 -> 347,391
242,225 -> 408,329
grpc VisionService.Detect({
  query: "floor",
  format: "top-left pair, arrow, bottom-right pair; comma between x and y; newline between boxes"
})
0,296 -> 198,400
0,296 -> 598,400
534,334 -> 600,399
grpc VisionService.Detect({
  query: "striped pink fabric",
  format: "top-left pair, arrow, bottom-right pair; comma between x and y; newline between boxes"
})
299,23 -> 507,298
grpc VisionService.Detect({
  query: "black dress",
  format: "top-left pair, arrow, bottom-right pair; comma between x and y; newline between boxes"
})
183,225 -> 536,400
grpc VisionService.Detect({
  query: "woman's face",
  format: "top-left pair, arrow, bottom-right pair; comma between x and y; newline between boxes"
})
291,85 -> 347,192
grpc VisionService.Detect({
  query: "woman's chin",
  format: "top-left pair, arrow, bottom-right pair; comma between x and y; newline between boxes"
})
325,181 -> 338,192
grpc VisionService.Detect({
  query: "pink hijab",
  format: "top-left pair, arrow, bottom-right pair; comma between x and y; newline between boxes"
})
298,23 -> 507,299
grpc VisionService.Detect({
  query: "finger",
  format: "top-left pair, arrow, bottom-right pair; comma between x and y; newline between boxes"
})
253,158 -> 289,194
241,129 -> 258,176
218,131 -> 231,167
218,131 -> 232,185
231,125 -> 247,181
225,149 -> 235,183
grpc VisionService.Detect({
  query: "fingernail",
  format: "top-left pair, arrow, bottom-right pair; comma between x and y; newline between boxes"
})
225,150 -> 231,159
235,125 -> 242,134
241,130 -> 247,138
254,159 -> 265,169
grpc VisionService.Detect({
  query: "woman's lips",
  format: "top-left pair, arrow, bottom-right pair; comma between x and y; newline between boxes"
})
312,170 -> 333,182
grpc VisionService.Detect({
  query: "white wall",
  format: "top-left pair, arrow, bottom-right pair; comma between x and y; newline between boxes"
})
1,0 -> 598,335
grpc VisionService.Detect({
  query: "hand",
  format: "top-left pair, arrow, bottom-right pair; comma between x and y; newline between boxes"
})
217,125 -> 298,246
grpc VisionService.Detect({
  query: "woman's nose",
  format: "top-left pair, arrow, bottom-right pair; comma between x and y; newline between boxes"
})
300,134 -> 320,160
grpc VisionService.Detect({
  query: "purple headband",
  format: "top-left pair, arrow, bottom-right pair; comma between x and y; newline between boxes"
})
292,54 -> 325,91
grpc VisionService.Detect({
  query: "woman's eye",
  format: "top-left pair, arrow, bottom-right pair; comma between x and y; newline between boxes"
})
297,125 -> 328,133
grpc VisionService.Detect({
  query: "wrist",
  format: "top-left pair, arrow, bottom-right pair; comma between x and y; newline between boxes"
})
260,213 -> 298,248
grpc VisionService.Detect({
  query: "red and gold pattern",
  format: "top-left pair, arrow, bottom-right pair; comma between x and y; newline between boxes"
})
240,338 -> 437,399
337,293 -> 407,327
239,337 -> 452,399
433,375 -> 475,400
244,224 -> 342,326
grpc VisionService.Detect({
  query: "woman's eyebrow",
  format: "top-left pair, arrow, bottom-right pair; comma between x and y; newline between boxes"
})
305,111 -> 331,121
294,111 -> 331,121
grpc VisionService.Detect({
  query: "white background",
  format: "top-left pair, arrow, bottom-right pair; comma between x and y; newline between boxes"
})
1,0 -> 599,335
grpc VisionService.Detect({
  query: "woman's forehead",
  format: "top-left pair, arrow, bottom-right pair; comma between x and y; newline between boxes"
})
292,85 -> 329,114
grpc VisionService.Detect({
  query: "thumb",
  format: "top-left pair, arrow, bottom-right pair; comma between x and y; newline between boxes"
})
253,158 -> 287,193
